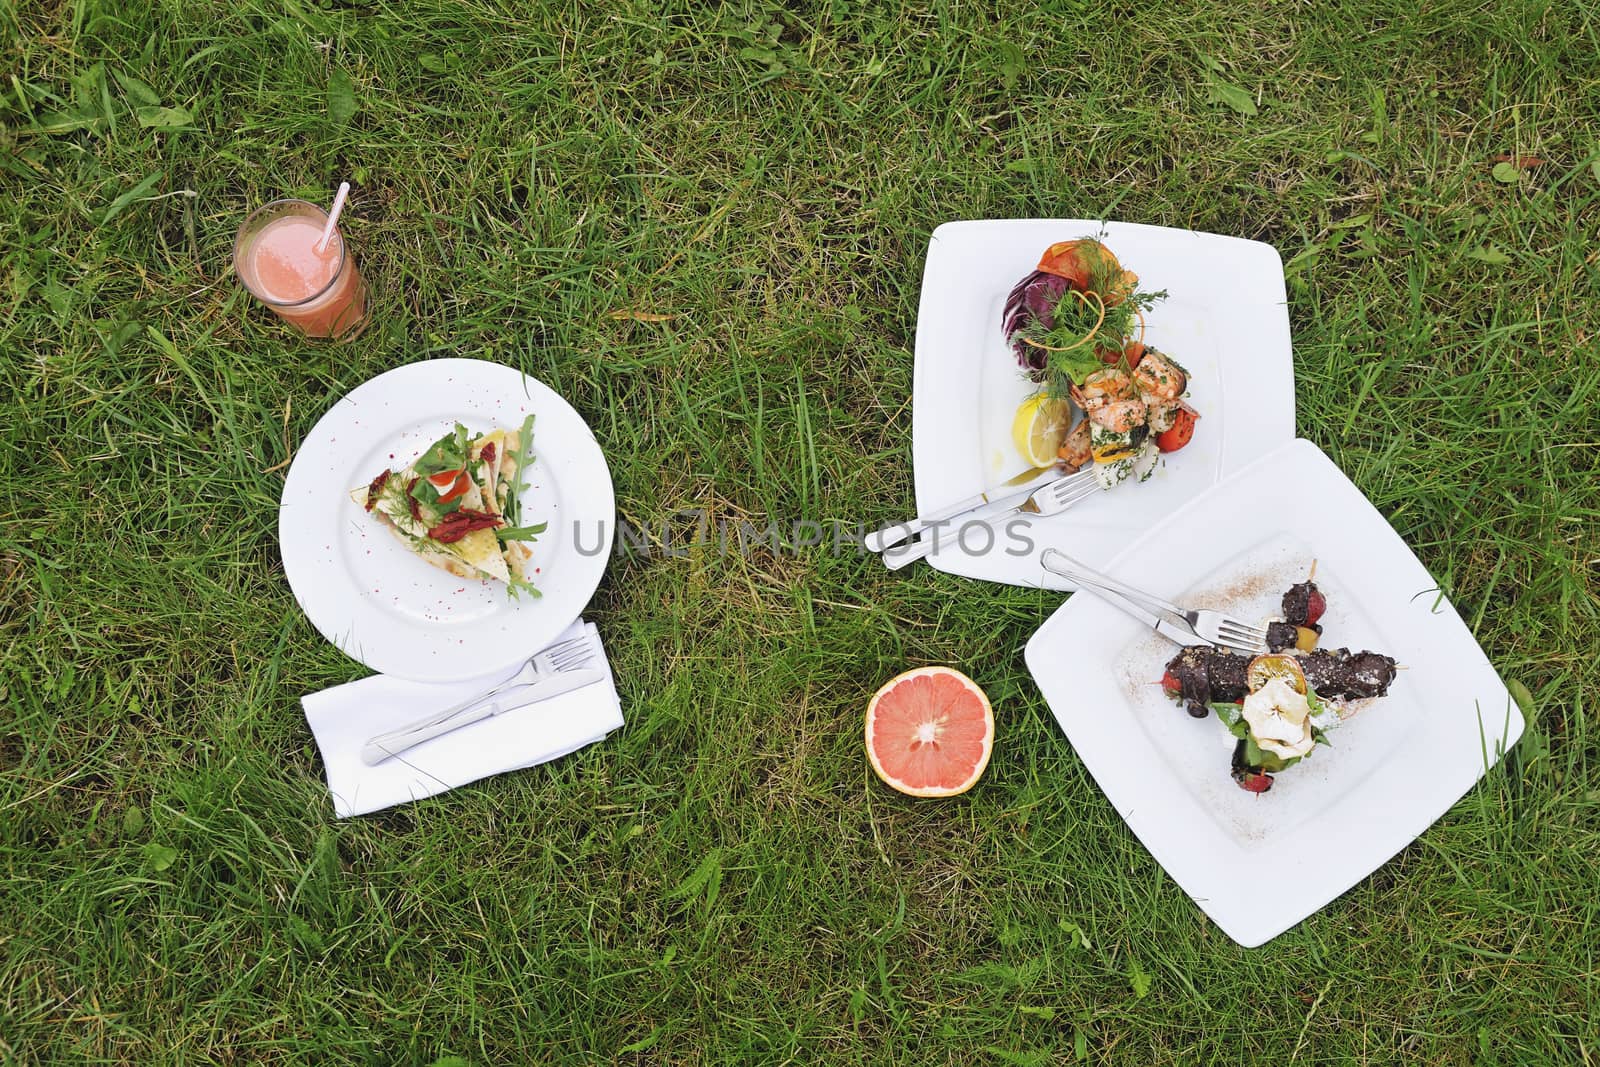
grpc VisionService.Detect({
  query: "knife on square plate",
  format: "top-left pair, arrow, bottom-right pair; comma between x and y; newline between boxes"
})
1040,553 -> 1212,648
360,667 -> 606,766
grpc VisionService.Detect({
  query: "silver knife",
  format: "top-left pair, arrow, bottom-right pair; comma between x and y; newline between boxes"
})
1039,551 -> 1210,647
863,468 -> 1059,553
884,472 -> 1098,571
360,667 -> 606,766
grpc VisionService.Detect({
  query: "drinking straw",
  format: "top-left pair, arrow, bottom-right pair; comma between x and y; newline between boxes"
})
316,181 -> 351,254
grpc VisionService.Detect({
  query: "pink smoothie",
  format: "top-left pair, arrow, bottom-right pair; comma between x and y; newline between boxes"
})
239,213 -> 367,339
253,217 -> 340,301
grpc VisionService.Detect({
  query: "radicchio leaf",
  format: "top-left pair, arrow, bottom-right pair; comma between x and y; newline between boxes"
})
1002,270 -> 1069,377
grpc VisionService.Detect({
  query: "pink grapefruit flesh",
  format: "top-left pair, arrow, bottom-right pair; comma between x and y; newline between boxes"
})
865,667 -> 994,797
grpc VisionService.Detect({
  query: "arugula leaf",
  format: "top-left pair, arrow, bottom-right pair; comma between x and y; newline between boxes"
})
495,522 -> 548,543
504,413 -> 536,525
506,574 -> 543,600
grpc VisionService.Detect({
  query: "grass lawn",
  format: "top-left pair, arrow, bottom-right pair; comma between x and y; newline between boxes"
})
4,0 -> 1599,1062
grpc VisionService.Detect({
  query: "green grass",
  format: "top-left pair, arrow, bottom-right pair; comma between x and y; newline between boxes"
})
4,0 -> 1599,1062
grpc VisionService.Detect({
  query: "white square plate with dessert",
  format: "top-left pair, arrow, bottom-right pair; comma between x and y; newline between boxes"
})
1023,438 -> 1524,946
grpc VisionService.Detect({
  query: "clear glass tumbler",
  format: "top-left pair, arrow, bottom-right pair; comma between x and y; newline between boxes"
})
233,199 -> 369,341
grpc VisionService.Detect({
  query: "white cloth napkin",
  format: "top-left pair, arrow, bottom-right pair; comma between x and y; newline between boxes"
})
302,620 -> 622,818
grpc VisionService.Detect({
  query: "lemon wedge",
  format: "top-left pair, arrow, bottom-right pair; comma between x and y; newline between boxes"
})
1011,395 -> 1072,468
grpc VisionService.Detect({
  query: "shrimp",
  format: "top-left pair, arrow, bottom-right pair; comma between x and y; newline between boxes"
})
1132,348 -> 1187,404
1072,366 -> 1147,433
1057,418 -> 1091,470
1072,366 -> 1135,413
1088,397 -> 1147,433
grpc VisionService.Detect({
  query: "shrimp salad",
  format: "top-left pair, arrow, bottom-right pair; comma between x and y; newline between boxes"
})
1002,238 -> 1199,489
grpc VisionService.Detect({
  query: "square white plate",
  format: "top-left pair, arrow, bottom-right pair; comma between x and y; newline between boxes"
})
911,219 -> 1295,587
1023,438 -> 1524,947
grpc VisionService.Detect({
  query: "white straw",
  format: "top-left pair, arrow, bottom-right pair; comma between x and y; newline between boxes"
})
316,181 -> 351,254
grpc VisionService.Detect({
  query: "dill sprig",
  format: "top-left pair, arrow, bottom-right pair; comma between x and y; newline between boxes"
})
1019,270 -> 1167,395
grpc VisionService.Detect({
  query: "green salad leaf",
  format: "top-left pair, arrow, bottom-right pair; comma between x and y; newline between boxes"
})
1218,688 -> 1332,770
1047,349 -> 1108,393
414,424 -> 470,476
496,522 -> 548,543
406,475 -> 468,519
503,413 -> 537,526
1243,735 -> 1302,774
506,574 -> 543,600
1211,701 -> 1250,739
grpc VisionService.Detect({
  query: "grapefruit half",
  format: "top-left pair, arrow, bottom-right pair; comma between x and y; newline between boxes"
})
865,667 -> 994,797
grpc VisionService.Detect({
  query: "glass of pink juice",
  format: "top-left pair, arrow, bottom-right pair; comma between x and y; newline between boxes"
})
233,199 -> 368,340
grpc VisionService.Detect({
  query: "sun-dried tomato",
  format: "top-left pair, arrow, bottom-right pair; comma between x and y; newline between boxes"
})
427,508 -> 503,543
406,477 -> 423,522
481,441 -> 496,468
364,469 -> 390,511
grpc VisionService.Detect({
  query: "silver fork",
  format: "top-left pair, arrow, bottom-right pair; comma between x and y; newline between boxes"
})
884,473 -> 1101,571
359,635 -> 597,765
1040,548 -> 1269,654
864,468 -> 1076,554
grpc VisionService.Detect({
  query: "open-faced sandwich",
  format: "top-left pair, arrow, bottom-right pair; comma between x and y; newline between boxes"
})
350,416 -> 545,598
1003,237 -> 1199,488
1159,577 -> 1399,793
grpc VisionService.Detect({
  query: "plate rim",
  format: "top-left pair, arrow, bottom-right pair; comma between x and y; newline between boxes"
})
278,357 -> 615,683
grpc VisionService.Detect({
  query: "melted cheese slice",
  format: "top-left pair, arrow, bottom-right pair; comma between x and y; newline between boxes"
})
447,527 -> 510,582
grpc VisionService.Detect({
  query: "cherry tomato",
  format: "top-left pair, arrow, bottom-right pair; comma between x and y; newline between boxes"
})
426,468 -> 471,504
1237,771 -> 1274,793
1160,670 -> 1182,697
1156,407 -> 1197,452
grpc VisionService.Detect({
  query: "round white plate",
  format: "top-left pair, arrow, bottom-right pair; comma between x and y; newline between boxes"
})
279,359 -> 614,683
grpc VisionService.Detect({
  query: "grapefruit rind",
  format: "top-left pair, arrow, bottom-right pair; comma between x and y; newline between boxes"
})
864,666 -> 995,797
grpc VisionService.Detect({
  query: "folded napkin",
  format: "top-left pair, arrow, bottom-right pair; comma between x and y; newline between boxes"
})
302,620 -> 622,818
